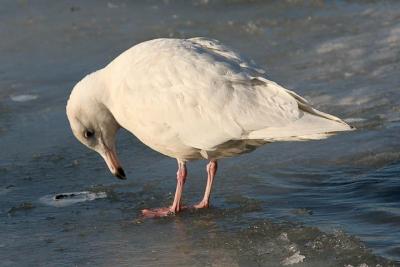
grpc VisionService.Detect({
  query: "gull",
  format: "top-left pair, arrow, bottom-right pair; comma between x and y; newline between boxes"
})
66,37 -> 353,217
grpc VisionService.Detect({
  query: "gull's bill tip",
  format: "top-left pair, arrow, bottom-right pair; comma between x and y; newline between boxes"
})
114,167 -> 126,180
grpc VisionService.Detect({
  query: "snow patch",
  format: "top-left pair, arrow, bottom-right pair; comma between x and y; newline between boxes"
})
107,2 -> 118,8
278,232 -> 290,242
344,118 -> 366,123
316,40 -> 346,54
385,25 -> 400,45
10,94 -> 38,102
281,251 -> 305,265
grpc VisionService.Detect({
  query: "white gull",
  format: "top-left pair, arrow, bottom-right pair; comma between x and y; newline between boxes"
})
66,37 -> 353,217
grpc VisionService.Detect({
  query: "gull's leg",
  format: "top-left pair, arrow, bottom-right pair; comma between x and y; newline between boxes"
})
170,160 -> 187,212
194,160 -> 218,209
142,160 -> 187,218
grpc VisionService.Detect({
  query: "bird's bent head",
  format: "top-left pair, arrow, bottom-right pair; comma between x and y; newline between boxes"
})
66,73 -> 126,180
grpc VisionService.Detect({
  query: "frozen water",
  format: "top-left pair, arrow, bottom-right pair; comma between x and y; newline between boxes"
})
0,0 -> 399,266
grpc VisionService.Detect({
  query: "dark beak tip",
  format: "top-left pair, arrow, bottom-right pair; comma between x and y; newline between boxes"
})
114,167 -> 126,180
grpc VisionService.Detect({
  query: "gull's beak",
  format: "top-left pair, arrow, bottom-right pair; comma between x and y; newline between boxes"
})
101,145 -> 126,180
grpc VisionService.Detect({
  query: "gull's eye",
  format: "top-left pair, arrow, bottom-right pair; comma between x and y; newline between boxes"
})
84,130 -> 94,139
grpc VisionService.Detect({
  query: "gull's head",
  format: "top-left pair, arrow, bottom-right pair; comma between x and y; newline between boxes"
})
66,73 -> 126,180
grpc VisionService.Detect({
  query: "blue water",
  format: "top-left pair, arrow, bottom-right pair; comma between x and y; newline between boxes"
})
1,1 -> 399,266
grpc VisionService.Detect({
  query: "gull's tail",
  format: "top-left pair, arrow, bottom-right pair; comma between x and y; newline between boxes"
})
247,88 -> 354,142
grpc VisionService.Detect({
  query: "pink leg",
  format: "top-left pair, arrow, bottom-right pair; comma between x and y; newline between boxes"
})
142,160 -> 187,218
170,160 -> 187,212
194,160 -> 218,209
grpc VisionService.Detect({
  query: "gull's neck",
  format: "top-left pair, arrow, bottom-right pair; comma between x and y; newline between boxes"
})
86,69 -> 124,127
84,70 -> 112,110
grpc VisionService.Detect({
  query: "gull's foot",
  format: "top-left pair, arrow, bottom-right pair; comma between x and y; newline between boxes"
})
193,201 -> 209,209
141,207 -> 174,218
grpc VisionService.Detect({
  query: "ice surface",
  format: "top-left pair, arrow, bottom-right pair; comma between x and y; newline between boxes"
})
0,0 -> 399,266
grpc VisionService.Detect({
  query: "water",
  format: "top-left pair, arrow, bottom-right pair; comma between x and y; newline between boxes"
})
1,0 -> 399,266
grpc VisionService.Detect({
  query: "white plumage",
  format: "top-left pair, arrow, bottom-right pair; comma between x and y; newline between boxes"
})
67,37 -> 353,216
101,37 -> 351,159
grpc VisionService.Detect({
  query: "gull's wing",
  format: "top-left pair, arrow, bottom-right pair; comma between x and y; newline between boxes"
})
109,38 -> 351,151
188,37 -> 266,76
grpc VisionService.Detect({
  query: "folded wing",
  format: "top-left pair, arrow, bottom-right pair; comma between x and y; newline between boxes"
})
115,38 -> 353,151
